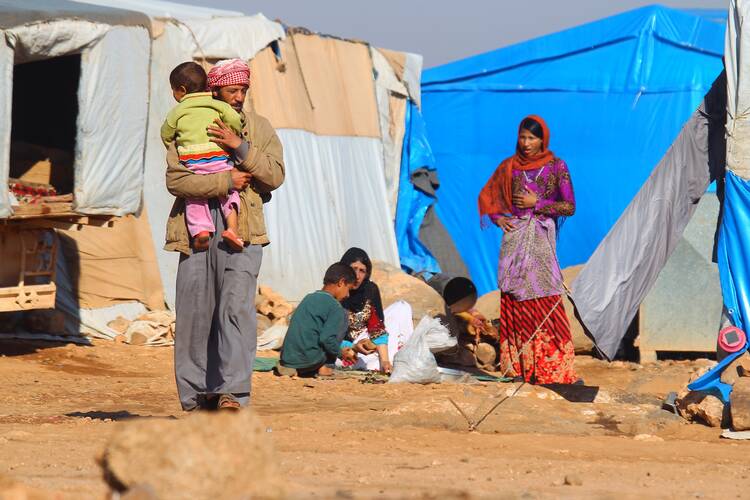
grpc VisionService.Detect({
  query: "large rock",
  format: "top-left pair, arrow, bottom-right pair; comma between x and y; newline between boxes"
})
470,265 -> 593,353
731,377 -> 750,431
720,352 -> 750,385
677,391 -> 726,427
100,411 -> 282,499
371,261 -> 445,322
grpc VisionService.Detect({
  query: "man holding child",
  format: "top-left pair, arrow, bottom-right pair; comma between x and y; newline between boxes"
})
163,59 -> 285,411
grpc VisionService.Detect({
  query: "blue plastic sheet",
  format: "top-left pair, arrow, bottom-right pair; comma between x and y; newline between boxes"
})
718,171 -> 750,333
421,6 -> 725,294
394,101 -> 441,275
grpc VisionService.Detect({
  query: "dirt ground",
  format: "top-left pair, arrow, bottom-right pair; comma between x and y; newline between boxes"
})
0,339 -> 748,499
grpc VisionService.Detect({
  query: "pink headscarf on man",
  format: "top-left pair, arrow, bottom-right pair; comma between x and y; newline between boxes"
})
207,59 -> 251,88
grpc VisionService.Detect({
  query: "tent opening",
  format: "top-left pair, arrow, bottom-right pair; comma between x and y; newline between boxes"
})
9,54 -> 80,196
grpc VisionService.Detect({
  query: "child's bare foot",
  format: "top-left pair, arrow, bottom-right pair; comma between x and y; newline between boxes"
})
221,228 -> 244,251
317,365 -> 334,376
193,231 -> 210,251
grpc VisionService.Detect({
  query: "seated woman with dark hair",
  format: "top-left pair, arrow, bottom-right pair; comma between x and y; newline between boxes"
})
339,247 -> 392,374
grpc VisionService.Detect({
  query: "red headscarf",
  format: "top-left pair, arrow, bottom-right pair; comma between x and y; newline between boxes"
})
207,59 -> 251,88
477,115 -> 554,224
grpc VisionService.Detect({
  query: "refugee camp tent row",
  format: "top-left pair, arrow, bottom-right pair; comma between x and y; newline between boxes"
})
419,6 -> 727,356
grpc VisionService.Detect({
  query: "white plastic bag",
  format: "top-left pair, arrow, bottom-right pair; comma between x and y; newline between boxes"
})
389,316 -> 456,384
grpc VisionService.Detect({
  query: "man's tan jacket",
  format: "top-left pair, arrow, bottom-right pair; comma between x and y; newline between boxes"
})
164,109 -> 285,254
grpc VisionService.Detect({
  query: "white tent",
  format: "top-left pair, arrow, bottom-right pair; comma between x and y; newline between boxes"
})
0,0 -> 151,218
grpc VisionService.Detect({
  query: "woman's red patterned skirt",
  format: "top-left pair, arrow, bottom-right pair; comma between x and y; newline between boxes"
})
498,293 -> 578,384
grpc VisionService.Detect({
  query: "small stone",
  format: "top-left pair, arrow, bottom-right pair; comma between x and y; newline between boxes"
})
720,352 -> 750,385
634,434 -> 664,442
564,474 -> 583,486
677,392 -> 725,427
108,316 -> 132,335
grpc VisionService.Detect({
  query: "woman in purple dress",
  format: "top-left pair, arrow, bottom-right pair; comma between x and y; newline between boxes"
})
478,115 -> 577,384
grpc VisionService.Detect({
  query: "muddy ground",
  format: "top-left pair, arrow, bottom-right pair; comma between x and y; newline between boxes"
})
0,339 -> 747,499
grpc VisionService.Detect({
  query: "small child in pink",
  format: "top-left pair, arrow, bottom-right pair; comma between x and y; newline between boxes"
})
160,61 -> 244,251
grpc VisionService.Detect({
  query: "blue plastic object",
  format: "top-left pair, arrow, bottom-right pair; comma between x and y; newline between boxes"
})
420,6 -> 725,294
688,347 -> 748,404
718,172 -> 750,336
394,101 -> 441,275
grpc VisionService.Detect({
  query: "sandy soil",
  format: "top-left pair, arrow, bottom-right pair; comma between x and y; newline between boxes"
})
0,339 -> 747,499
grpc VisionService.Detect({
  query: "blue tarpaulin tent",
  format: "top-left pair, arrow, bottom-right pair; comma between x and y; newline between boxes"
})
420,5 -> 725,295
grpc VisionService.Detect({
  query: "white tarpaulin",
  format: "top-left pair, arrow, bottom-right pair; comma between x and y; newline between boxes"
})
260,129 -> 400,300
5,19 -> 109,63
75,25 -> 150,214
73,0 -> 242,21
372,47 -> 409,217
0,40 -> 11,218
181,15 -> 285,61
727,0 -> 750,179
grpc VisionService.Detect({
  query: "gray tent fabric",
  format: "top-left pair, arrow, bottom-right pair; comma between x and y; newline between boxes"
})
571,73 -> 727,360
419,205 -> 471,278
412,168 -> 438,197
0,0 -> 150,30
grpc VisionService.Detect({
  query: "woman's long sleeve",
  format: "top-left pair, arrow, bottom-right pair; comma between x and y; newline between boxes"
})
535,160 -> 575,217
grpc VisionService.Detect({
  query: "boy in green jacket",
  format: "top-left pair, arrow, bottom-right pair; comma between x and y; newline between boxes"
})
279,263 -> 358,376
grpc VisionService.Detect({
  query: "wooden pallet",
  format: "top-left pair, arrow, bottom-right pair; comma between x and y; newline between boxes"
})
0,228 -> 57,312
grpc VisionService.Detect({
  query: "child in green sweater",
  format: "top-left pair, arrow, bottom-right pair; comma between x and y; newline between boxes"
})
279,263 -> 358,377
160,62 -> 244,251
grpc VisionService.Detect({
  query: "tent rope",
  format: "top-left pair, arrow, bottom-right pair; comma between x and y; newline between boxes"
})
288,31 -> 315,110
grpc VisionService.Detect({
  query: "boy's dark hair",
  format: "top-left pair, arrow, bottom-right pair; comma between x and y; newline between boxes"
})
169,62 -> 207,94
323,262 -> 356,285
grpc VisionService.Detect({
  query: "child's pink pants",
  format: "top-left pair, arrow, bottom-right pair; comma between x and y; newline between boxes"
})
183,160 -> 240,236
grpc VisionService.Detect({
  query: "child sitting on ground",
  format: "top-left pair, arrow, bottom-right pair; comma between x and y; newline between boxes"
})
160,61 -> 244,251
278,263 -> 359,377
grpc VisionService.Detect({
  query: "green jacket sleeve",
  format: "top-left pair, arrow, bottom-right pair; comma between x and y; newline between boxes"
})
165,143 -> 231,199
319,305 -> 346,357
160,109 -> 178,148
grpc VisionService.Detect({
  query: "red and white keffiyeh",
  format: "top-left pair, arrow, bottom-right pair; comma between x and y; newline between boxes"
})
207,59 -> 250,88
